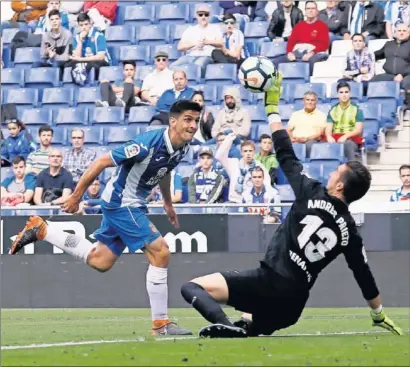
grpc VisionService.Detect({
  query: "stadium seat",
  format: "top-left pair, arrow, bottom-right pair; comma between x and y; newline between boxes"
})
292,143 -> 307,162
92,146 -> 110,158
2,46 -> 12,68
244,22 -> 270,41
276,184 -> 295,202
205,64 -> 237,85
367,39 -> 389,54
76,87 -> 102,107
152,44 -> 181,63
329,82 -> 363,104
250,124 -> 259,141
107,45 -> 121,66
1,128 -> 9,139
105,25 -> 136,46
1,68 -> 24,89
303,162 -> 322,182
292,83 -> 327,103
177,164 -> 194,179
322,161 -> 340,184
331,40 -> 353,57
62,67 -> 95,89
316,103 -> 332,115
136,65 -> 155,81
363,120 -> 380,151
279,63 -> 310,84
24,68 -> 60,90
220,84 -> 254,105
256,124 -> 272,137
3,88 -> 39,108
310,143 -> 345,163
278,104 -> 296,124
276,167 -> 289,185
157,3 -> 189,24
128,106 -> 156,125
193,84 -> 218,105
358,103 -> 382,123
42,87 -> 75,109
170,24 -> 190,44
0,167 -> 14,180
124,5 -> 155,26
1,28 -> 20,45
18,108 -> 53,126
119,45 -> 150,65
98,66 -> 124,83
245,105 -> 267,124
103,126 -> 138,145
29,126 -> 67,146
260,42 -> 287,59
171,63 -> 201,84
135,25 -> 169,45
81,127 -> 104,146
207,105 -> 223,118
245,40 -> 258,57
54,107 -> 89,126
92,107 -> 125,125
181,148 -> 194,164
14,47 -> 41,69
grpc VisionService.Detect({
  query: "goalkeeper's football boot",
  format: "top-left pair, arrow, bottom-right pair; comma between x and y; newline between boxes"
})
371,310 -> 405,335
199,324 -> 248,338
151,320 -> 192,336
9,216 -> 47,255
233,317 -> 253,332
264,70 -> 283,122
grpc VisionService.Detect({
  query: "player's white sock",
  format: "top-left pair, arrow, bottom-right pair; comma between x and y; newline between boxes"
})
44,221 -> 96,263
146,265 -> 168,321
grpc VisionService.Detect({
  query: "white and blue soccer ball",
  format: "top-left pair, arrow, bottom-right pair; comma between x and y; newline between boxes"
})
238,56 -> 276,93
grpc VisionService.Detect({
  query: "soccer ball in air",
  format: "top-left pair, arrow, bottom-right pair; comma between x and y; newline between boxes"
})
238,56 -> 276,93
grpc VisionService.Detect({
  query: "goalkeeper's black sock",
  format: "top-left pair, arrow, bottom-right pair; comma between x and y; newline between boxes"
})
181,282 -> 234,327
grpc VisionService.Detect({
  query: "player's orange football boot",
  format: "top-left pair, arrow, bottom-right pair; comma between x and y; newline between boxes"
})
9,216 -> 47,255
151,320 -> 192,336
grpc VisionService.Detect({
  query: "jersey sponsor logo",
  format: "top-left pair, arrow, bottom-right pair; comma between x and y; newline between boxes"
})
146,167 -> 168,186
124,144 -> 141,158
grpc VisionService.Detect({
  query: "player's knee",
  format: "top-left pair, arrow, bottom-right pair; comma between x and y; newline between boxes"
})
86,248 -> 115,273
146,239 -> 170,267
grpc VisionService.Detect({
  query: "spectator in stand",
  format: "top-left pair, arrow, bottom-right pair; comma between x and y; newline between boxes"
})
267,1 -> 304,41
215,134 -> 271,203
319,0 -> 349,42
344,0 -> 385,41
96,60 -> 140,112
390,164 -> 410,201
192,91 -> 215,144
274,1 -> 330,75
1,156 -> 36,206
40,10 -> 72,68
150,71 -> 195,126
211,87 -> 251,140
386,0 -> 410,39
1,119 -> 36,165
215,132 -> 242,159
26,125 -> 54,175
78,177 -> 104,214
148,171 -> 183,204
326,81 -> 364,161
9,1 -> 48,32
83,1 -> 117,32
371,24 -> 410,112
33,149 -> 73,205
65,12 -> 111,81
287,91 -> 327,157
188,147 -> 224,204
60,1 -> 84,29
211,14 -> 247,66
34,0 -> 69,34
174,4 -> 223,77
255,134 -> 279,185
63,128 -> 96,186
140,51 -> 174,106
255,1 -> 279,21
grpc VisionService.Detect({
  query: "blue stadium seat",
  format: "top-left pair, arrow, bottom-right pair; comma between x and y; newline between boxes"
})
316,103 -> 332,115
245,40 -> 258,57
292,83 -> 327,103
81,127 -> 104,146
363,120 -> 379,151
220,84 -> 254,105
358,103 -> 382,123
244,22 -> 270,41
330,82 -> 363,104
14,47 -> 41,69
279,63 -> 310,84
76,87 -> 101,109
103,126 -> 138,145
3,88 -> 39,108
128,106 -> 156,125
98,66 -> 124,83
367,81 -> 400,127
172,64 -> 201,84
292,143 -> 307,162
245,105 -> 267,124
29,126 -> 67,146
119,45 -> 150,65
153,44 -> 181,63
278,104 -> 296,124
24,68 -> 60,90
92,146 -> 110,158
310,143 -> 345,163
303,162 -> 322,182
260,42 -> 287,59
276,167 -> 289,185
250,124 -> 259,141
92,107 -> 125,125
207,105 -> 223,118
54,107 -> 89,126
177,164 -> 194,179
1,128 -> 9,139
2,46 -> 12,68
276,184 -> 295,202
135,25 -> 169,45
170,24 -> 190,44
107,45 -> 121,66
205,64 -> 237,85
1,28 -> 20,45
193,84 -> 218,105
124,5 -> 155,26
112,2 -> 128,26
157,3 -> 189,24
136,65 -> 155,81
1,68 -> 24,89
322,161 -> 340,184
105,25 -> 136,46
18,108 -> 53,126
181,148 -> 194,164
42,87 -> 75,109
256,124 -> 272,138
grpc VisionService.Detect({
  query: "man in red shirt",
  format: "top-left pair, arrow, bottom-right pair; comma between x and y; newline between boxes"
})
273,1 -> 330,75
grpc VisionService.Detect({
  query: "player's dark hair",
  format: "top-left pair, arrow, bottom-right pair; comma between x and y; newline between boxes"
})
352,33 -> 365,42
259,133 -> 272,142
12,156 -> 25,165
39,124 -> 54,136
399,164 -> 410,174
77,12 -> 91,23
123,60 -> 136,68
169,100 -> 202,118
48,9 -> 61,19
337,81 -> 351,92
7,119 -> 26,131
341,161 -> 372,204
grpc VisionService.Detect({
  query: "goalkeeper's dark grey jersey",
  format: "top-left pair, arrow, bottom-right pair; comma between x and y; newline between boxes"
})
262,130 -> 379,301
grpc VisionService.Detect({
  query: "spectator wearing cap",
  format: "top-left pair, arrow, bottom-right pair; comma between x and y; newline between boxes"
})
174,4 -> 223,77
140,51 -> 174,106
96,60 -> 141,112
255,134 -> 279,185
188,147 -> 224,204
211,14 -> 247,66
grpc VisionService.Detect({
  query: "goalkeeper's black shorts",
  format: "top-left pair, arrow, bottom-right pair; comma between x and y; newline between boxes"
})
221,264 -> 309,336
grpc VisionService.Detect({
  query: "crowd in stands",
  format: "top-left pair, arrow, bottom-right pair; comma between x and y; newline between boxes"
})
1,0 -> 410,216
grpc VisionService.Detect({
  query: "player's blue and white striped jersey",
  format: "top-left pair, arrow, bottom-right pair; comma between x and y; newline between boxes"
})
101,128 -> 189,209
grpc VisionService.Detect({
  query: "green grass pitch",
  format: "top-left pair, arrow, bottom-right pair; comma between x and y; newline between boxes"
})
1,308 -> 409,366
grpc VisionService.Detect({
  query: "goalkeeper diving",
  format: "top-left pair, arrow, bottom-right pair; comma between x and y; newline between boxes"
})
181,71 -> 405,338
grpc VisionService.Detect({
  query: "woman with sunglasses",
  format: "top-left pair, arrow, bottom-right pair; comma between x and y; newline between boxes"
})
191,91 -> 215,144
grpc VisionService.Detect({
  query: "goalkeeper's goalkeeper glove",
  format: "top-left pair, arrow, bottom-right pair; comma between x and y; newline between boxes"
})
264,71 -> 283,122
370,309 -> 404,335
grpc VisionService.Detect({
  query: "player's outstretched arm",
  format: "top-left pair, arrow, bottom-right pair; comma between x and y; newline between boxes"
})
368,295 -> 404,335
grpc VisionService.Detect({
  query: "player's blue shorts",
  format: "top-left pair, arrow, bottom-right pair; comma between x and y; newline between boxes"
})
93,206 -> 161,257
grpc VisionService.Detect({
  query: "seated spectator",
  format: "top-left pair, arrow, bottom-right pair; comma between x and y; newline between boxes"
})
33,149 -> 73,205
192,91 -> 215,144
83,1 -> 117,32
1,156 -> 36,206
211,14 -> 246,66
267,1 -> 304,41
26,125 -> 54,175
96,60 -> 140,112
63,128 -> 96,186
319,0 -> 349,42
390,164 -> 410,201
78,177 -> 104,214
35,0 -> 69,34
9,1 -> 48,32
66,12 -> 111,82
255,0 -> 278,22
371,24 -> 410,112
274,1 -> 330,75
242,166 -> 281,220
40,10 -> 72,68
287,91 -> 327,157
150,71 -> 195,126
215,134 -> 271,203
255,134 -> 279,184
1,119 -> 36,165
386,1 -> 410,39
148,171 -> 183,204
326,82 -> 364,161
344,0 -> 384,41
60,1 -> 84,29
174,4 -> 223,77
219,1 -> 252,24
211,87 -> 251,139
188,147 -> 224,203
140,51 -> 174,106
